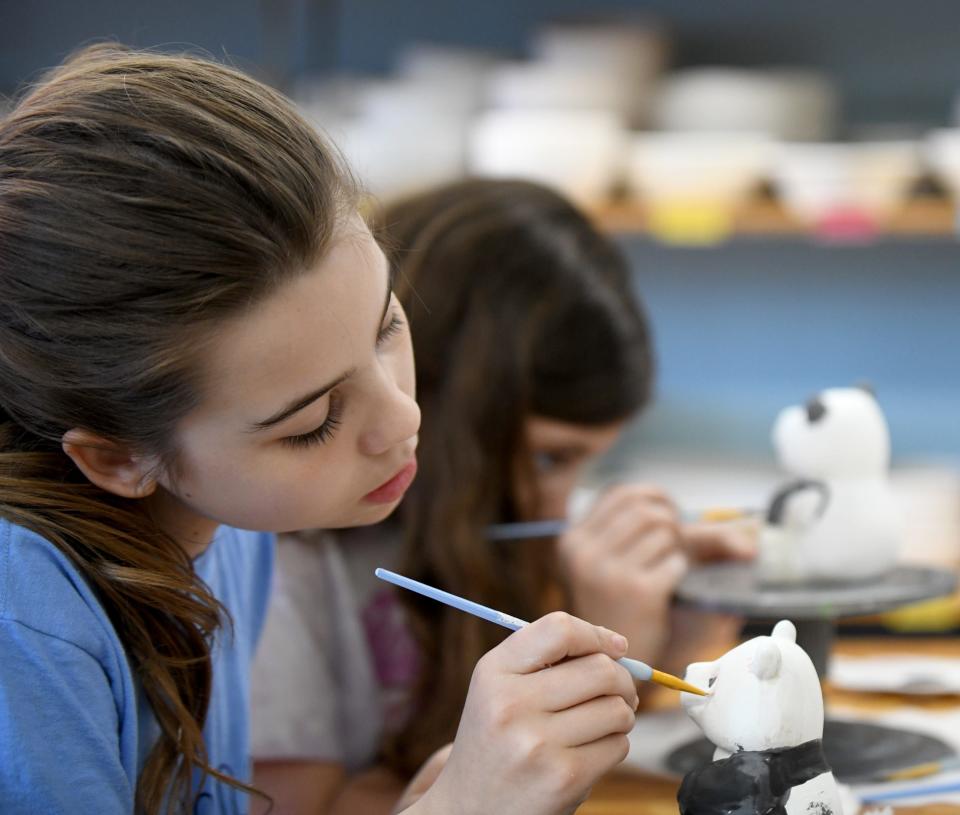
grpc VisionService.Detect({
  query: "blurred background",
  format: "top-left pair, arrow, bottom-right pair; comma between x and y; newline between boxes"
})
3,0 -> 960,575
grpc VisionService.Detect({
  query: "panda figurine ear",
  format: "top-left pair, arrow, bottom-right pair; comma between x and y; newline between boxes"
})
750,639 -> 783,680
854,380 -> 877,398
772,620 -> 797,643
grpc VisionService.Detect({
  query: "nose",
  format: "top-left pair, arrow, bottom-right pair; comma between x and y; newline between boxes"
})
358,385 -> 421,457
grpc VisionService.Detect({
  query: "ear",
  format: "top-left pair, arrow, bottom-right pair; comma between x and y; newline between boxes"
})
854,381 -> 876,398
750,639 -> 782,680
772,620 -> 797,643
62,428 -> 159,499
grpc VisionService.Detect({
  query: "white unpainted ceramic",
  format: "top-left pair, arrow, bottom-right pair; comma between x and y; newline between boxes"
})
468,109 -> 627,206
530,20 -> 668,123
926,129 -> 960,199
531,19 -> 667,85
758,388 -> 902,584
682,620 -> 844,815
653,68 -> 838,141
485,61 -> 635,117
395,43 -> 503,116
626,131 -> 775,204
772,142 -> 921,223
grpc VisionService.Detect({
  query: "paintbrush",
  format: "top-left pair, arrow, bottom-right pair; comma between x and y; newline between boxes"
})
374,567 -> 708,696
487,507 -> 759,541
875,755 -> 960,783
862,777 -> 960,803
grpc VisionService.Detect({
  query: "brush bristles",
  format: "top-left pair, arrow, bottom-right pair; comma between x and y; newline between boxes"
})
651,669 -> 708,696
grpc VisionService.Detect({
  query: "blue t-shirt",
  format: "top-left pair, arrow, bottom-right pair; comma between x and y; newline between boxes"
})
0,518 -> 274,814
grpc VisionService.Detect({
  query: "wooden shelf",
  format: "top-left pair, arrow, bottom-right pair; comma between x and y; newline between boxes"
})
588,197 -> 958,240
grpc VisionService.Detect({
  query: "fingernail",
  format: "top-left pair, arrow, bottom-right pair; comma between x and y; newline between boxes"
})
612,634 -> 628,654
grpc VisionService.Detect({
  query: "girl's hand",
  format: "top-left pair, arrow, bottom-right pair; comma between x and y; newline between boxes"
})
410,612 -> 639,815
557,484 -> 688,662
392,744 -> 453,814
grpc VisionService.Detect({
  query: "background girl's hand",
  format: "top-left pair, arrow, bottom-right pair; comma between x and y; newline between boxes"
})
411,612 -> 639,815
557,484 -> 688,662
680,519 -> 758,564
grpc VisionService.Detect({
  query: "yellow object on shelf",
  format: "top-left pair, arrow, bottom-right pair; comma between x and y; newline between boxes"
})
645,200 -> 737,245
880,594 -> 960,633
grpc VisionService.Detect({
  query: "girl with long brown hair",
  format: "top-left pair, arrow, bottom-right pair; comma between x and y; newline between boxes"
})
252,179 -> 751,813
0,49 -> 645,815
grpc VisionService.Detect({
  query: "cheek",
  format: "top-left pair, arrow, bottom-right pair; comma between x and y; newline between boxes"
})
172,437 -> 362,531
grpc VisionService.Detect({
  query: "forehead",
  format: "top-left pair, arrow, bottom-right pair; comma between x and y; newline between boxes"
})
193,224 -> 388,419
524,415 -> 626,450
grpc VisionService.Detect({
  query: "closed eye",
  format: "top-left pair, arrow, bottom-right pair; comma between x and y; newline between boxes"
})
282,394 -> 343,449
377,313 -> 405,346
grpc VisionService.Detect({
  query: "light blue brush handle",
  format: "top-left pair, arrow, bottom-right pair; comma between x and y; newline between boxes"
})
375,568 -> 653,682
486,510 -> 722,541
863,780 -> 960,802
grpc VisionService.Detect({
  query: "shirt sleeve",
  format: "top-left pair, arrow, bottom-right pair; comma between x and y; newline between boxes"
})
0,619 -> 133,814
249,538 -> 345,763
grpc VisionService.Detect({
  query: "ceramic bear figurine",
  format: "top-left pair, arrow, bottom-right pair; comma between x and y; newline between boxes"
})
757,386 -> 901,584
678,620 -> 843,815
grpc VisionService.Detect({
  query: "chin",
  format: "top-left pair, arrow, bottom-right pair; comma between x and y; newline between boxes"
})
332,498 -> 403,529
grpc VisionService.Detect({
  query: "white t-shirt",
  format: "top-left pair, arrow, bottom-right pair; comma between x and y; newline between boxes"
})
250,527 -> 417,771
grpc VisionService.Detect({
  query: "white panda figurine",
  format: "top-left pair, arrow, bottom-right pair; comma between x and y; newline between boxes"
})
678,620 -> 843,815
757,386 -> 901,584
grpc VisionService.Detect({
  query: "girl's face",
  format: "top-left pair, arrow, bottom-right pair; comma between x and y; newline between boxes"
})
513,415 -> 626,522
151,222 -> 420,541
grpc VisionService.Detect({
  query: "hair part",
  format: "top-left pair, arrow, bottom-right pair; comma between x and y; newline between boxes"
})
0,43 -> 358,812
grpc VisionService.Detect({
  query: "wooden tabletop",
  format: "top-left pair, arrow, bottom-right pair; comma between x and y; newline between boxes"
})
580,637 -> 960,815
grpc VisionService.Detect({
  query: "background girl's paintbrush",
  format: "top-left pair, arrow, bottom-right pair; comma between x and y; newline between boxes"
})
374,567 -> 708,696
876,755 -> 960,782
486,507 -> 758,541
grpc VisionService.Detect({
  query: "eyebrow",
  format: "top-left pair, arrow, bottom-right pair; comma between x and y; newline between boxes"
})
248,259 -> 394,433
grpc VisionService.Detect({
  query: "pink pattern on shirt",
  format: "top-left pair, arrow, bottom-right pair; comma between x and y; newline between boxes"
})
362,587 -> 420,727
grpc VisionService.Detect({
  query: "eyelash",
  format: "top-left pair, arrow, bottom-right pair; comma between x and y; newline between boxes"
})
282,395 -> 343,450
377,313 -> 404,345
281,314 -> 404,450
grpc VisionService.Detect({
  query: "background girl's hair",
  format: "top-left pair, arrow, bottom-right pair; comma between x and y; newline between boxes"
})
0,43 -> 357,812
375,178 -> 654,774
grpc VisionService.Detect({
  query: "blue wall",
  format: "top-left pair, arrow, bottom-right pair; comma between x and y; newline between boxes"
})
620,236 -> 960,462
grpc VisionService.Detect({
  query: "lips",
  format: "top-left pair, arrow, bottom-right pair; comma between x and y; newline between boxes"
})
363,459 -> 418,504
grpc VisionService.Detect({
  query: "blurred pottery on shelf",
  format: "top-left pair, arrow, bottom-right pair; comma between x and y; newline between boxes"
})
469,109 -> 626,206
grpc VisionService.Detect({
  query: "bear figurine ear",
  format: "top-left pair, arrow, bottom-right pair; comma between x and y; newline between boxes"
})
750,639 -> 782,680
854,380 -> 877,398
772,620 -> 797,643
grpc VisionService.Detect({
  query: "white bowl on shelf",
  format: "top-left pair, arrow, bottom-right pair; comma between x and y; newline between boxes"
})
485,61 -> 636,118
532,19 -> 668,81
531,20 -> 669,122
395,43 -> 503,115
468,109 -> 627,206
654,68 -> 838,141
926,128 -> 960,199
626,132 -> 775,202
772,141 -> 921,226
334,114 -> 468,203
624,132 -> 775,243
